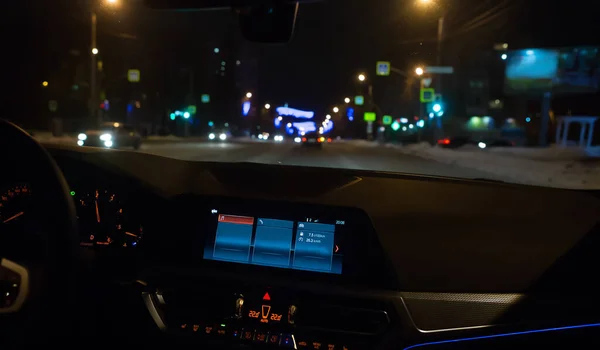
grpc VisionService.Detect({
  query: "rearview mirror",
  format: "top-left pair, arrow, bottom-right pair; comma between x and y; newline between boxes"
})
237,3 -> 299,43
143,0 -> 302,43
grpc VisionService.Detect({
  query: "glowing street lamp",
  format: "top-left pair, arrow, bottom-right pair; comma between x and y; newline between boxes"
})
415,67 -> 424,76
264,103 -> 271,110
358,73 -> 366,82
246,92 -> 252,98
332,106 -> 339,113
344,97 -> 350,103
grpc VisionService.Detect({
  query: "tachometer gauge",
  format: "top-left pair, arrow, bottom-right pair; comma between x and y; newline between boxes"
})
0,184 -> 32,226
76,189 -> 143,248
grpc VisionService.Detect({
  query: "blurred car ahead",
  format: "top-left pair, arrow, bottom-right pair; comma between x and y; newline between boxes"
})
77,122 -> 142,149
297,132 -> 331,148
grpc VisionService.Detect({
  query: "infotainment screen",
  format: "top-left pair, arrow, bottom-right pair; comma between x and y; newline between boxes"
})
203,213 -> 344,274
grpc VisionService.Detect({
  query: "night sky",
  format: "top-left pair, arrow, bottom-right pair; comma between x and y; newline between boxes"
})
5,0 -> 600,124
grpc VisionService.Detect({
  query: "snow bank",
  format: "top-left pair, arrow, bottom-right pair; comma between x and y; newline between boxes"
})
397,142 -> 600,189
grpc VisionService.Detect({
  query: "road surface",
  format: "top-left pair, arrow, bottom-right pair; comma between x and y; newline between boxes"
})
133,140 -> 498,180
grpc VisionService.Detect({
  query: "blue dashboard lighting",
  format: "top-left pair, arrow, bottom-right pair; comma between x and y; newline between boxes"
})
403,323 -> 600,349
276,107 -> 315,119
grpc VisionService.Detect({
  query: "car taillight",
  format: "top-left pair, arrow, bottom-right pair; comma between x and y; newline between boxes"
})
327,138 -> 332,143
302,137 -> 307,142
318,137 -> 325,142
438,138 -> 451,145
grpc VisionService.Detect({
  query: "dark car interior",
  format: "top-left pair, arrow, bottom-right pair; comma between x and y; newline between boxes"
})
4,0 -> 600,348
2,119 -> 600,349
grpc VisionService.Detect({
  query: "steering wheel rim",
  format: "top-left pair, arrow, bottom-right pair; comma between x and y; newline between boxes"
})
0,120 -> 79,347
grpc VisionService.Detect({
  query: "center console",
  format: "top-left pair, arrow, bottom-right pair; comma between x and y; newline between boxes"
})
142,196 -> 398,349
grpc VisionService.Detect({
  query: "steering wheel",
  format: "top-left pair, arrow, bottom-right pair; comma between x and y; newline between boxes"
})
0,120 -> 79,348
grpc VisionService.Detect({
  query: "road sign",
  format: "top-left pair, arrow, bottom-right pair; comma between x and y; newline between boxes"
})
424,66 -> 454,74
382,115 -> 392,125
201,94 -> 210,103
48,100 -> 57,112
376,61 -> 391,76
364,112 -> 376,122
421,78 -> 432,87
127,69 -> 140,82
354,95 -> 364,106
420,88 -> 435,103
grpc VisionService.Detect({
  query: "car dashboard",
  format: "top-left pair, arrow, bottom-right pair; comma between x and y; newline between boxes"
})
3,144 -> 600,349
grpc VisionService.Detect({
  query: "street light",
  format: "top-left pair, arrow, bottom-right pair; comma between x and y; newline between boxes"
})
42,81 -> 49,87
344,97 -> 350,103
246,92 -> 252,98
358,73 -> 366,82
264,103 -> 271,110
90,0 -> 119,124
332,106 -> 339,113
415,67 -> 424,76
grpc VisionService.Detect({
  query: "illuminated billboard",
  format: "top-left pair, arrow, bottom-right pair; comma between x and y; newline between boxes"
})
505,47 -> 600,95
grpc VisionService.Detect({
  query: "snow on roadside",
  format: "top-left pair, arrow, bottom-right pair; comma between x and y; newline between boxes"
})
396,142 -> 600,189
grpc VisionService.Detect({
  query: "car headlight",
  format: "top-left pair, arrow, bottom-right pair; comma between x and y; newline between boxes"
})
77,140 -> 84,146
99,133 -> 112,141
104,140 -> 113,148
219,133 -> 227,140
77,133 -> 87,141
294,137 -> 301,143
209,133 -> 215,140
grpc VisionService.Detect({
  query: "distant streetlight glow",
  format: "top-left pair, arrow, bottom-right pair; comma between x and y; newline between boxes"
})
332,106 -> 339,113
358,73 -> 366,82
42,81 -> 49,87
415,67 -> 424,76
246,92 -> 252,98
501,53 -> 508,60
326,114 -> 331,120
106,0 -> 118,3
344,97 -> 351,103
92,48 -> 99,55
214,48 -> 220,54
264,103 -> 271,110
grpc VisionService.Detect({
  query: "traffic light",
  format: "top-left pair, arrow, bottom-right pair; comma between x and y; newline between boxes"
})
428,102 -> 444,117
391,120 -> 400,131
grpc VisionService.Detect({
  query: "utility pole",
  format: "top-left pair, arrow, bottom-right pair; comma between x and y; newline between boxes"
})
91,9 -> 98,125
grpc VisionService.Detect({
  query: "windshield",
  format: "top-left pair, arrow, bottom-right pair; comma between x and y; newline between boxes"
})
11,0 -> 600,189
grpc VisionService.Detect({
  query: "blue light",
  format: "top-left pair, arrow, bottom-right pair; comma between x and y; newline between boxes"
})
242,101 -> 251,116
403,323 -> 600,350
275,106 -> 314,119
321,120 -> 334,134
169,113 -> 176,120
347,107 -> 354,120
293,121 -> 317,134
400,118 -> 408,123
274,117 -> 282,128
183,112 -> 190,119
417,120 -> 425,128
433,103 -> 442,113
526,117 -> 531,122
208,121 -> 214,127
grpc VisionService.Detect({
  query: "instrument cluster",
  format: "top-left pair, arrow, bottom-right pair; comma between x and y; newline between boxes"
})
74,188 -> 143,248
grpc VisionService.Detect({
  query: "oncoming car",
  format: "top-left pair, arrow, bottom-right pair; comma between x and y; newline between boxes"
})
77,122 -> 142,149
208,129 -> 230,141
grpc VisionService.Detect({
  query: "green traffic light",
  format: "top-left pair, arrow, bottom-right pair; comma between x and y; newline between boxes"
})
70,191 -> 76,196
391,121 -> 400,131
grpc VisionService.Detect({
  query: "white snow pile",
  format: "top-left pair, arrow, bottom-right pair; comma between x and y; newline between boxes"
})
397,142 -> 600,189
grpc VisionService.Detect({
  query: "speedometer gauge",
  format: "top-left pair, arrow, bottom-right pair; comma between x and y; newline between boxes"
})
76,189 -> 143,248
0,184 -> 31,226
